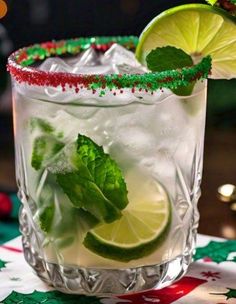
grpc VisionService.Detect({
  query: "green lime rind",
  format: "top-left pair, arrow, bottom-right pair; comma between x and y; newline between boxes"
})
83,213 -> 171,262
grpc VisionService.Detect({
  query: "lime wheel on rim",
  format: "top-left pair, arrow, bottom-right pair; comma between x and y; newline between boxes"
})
136,4 -> 236,79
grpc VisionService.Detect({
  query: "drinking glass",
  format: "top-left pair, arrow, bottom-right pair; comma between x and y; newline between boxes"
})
8,37 -> 208,295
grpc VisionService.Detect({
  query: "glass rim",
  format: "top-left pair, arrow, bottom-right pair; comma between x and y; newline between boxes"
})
7,36 -> 211,95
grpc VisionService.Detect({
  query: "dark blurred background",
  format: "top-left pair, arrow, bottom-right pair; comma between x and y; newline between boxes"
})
0,0 -> 235,243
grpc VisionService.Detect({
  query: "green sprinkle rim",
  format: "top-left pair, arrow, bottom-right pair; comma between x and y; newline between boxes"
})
7,36 -> 212,94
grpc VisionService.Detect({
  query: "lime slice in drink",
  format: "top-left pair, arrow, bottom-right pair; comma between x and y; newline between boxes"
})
136,4 -> 236,79
83,174 -> 171,262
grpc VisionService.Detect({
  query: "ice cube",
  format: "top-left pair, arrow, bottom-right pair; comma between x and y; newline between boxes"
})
38,44 -> 147,76
39,48 -> 102,74
47,142 -> 77,174
140,154 -> 176,198
39,57 -> 71,73
147,97 -> 189,156
116,63 -> 148,74
75,48 -> 101,66
49,108 -> 101,141
49,110 -> 81,142
72,64 -> 115,75
71,47 -> 116,74
102,43 -> 139,67
65,53 -> 82,66
109,124 -> 156,169
117,126 -> 155,153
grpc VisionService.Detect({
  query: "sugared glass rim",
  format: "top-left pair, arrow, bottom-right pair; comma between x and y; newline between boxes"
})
7,36 -> 211,95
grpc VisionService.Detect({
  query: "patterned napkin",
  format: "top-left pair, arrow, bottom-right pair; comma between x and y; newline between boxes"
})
0,234 -> 236,303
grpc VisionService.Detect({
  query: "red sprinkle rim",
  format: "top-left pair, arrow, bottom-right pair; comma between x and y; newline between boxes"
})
7,36 -> 211,95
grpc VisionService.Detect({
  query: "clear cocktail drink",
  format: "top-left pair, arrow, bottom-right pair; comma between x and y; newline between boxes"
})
8,36 -> 210,294
9,0 -> 236,293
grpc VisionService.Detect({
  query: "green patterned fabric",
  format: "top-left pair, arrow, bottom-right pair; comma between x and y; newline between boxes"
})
0,194 -> 20,245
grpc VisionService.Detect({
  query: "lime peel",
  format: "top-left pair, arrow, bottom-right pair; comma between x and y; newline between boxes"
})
83,218 -> 171,262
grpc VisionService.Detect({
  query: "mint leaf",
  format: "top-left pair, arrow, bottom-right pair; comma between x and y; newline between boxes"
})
205,0 -> 218,5
57,173 -> 122,223
77,135 -> 128,210
30,116 -> 65,171
146,46 -> 194,96
49,135 -> 129,223
31,135 -> 64,170
41,207 -> 99,249
37,173 -> 99,246
77,208 -> 100,231
36,176 -> 56,233
172,82 -> 195,96
30,117 -> 54,134
146,46 -> 193,72
39,205 -> 54,233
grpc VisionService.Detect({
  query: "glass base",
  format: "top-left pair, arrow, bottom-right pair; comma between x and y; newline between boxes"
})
19,205 -> 193,296
26,252 -> 192,296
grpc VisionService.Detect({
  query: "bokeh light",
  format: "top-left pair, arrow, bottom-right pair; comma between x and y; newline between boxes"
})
221,225 -> 236,239
0,0 -> 7,19
217,184 -> 236,202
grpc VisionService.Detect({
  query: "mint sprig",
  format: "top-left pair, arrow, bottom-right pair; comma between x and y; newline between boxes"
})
146,46 -> 195,96
48,135 -> 129,223
30,117 -> 129,247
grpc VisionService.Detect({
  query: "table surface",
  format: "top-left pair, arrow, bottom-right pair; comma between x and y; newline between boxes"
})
0,234 -> 236,303
0,127 -> 236,240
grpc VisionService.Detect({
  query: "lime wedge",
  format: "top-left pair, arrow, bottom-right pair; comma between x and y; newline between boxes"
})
83,174 -> 171,262
136,4 -> 236,79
